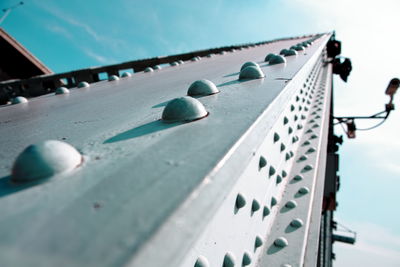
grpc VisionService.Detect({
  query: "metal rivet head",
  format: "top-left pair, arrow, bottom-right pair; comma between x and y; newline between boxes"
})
298,155 -> 308,162
144,67 -> 154,73
11,140 -> 82,183
310,134 -> 318,139
239,66 -> 265,80
293,175 -> 303,181
223,252 -> 236,267
306,147 -> 316,154
242,252 -> 252,266
271,196 -> 277,207
161,97 -> 208,122
269,166 -> 276,177
108,75 -> 119,81
55,87 -> 70,95
312,124 -> 319,128
170,61 -> 179,66
154,65 -> 162,70
240,61 -> 259,71
263,206 -> 270,217
288,127 -> 293,134
290,105 -> 295,111
11,96 -> 28,104
264,53 -> 275,62
191,57 -> 199,62
285,153 -> 291,161
269,55 -> 286,65
283,49 -> 298,56
283,117 -> 289,125
294,115 -> 298,121
297,124 -> 303,130
292,136 -> 298,143
273,132 -> 280,143
235,193 -> 246,209
280,143 -> 286,152
290,218 -> 304,228
77,81 -> 90,88
255,236 -> 263,248
282,170 -> 287,177
276,175 -> 282,184
178,60 -> 184,64
120,72 -> 132,78
279,48 -> 289,55
298,186 -> 310,195
302,141 -> 311,146
259,156 -> 267,170
194,256 -> 209,267
274,237 -> 289,248
252,199 -> 261,212
301,115 -> 306,120
285,200 -> 297,209
302,165 -> 313,172
187,79 -> 219,96
305,129 -> 313,134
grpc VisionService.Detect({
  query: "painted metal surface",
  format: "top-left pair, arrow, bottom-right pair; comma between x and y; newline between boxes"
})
0,33 -> 331,266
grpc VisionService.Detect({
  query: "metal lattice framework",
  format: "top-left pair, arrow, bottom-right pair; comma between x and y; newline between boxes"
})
0,33 -> 334,267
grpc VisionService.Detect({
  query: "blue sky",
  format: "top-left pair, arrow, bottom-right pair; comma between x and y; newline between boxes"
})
2,0 -> 400,265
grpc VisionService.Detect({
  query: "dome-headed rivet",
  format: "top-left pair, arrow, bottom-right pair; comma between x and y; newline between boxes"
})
108,75 -> 119,81
120,72 -> 132,78
298,186 -> 310,195
242,251 -> 252,266
161,97 -> 208,122
306,147 -> 316,154
312,124 -> 320,128
170,61 -> 179,66
269,166 -> 276,177
290,105 -> 295,111
255,236 -> 263,249
282,170 -> 287,177
144,67 -> 154,73
285,200 -> 297,209
283,117 -> 289,125
310,134 -> 318,139
264,53 -> 275,62
293,175 -> 303,181
274,237 -> 289,248
290,218 -> 304,228
288,127 -> 293,134
282,49 -> 298,56
280,143 -> 286,152
239,66 -> 265,80
252,199 -> 260,212
305,129 -> 313,134
263,206 -> 270,217
235,193 -> 246,209
154,65 -> 162,70
11,96 -> 28,104
55,87 -> 69,95
279,48 -> 289,55
285,153 -> 291,161
178,60 -> 184,64
240,61 -> 260,71
11,140 -> 82,183
302,165 -> 313,172
276,175 -> 282,184
194,256 -> 209,267
223,252 -> 236,267
187,79 -> 219,96
302,141 -> 311,146
271,196 -> 277,207
273,132 -> 280,143
269,55 -> 286,65
77,81 -> 90,88
298,155 -> 308,162
259,156 -> 267,170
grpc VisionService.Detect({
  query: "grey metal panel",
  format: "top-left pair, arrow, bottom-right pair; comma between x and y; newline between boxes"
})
0,34 -> 330,266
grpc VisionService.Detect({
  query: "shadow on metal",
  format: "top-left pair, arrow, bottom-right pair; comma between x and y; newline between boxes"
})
266,243 -> 285,255
223,72 -> 240,78
152,100 -> 170,108
104,120 -> 179,143
0,175 -> 48,198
